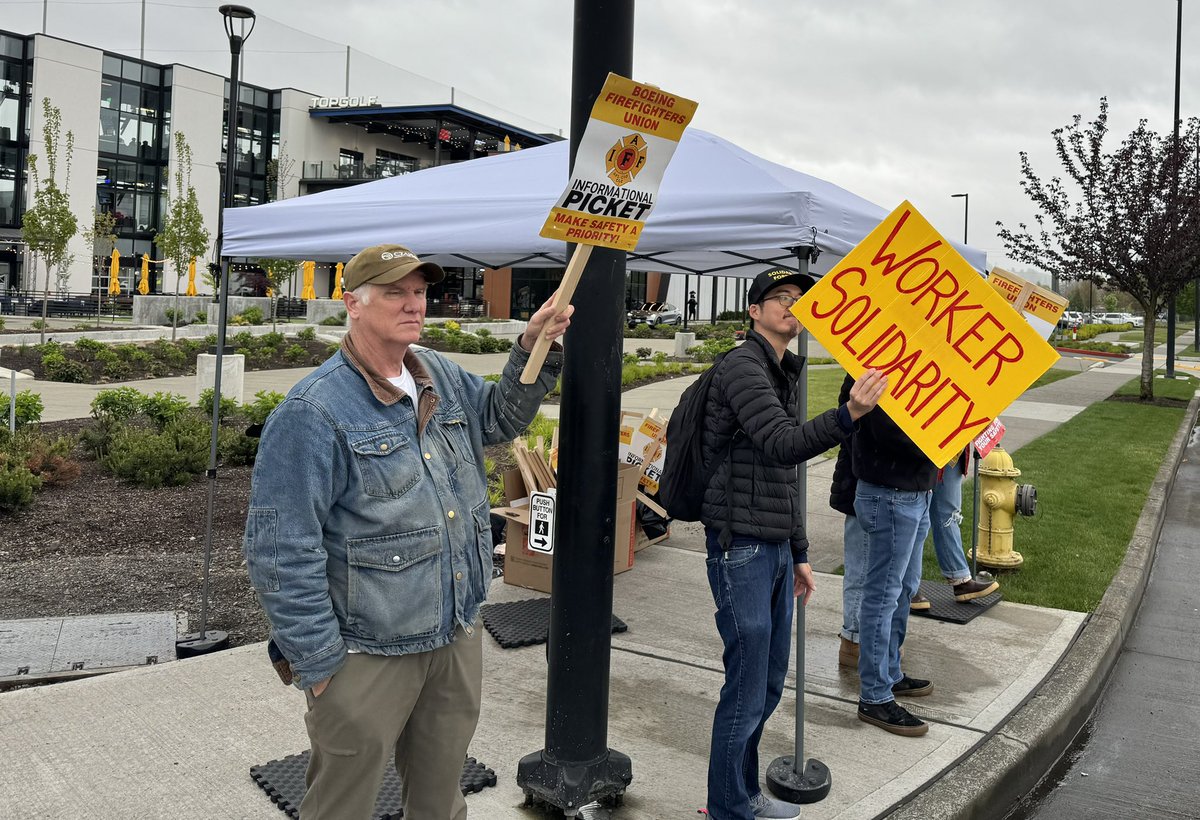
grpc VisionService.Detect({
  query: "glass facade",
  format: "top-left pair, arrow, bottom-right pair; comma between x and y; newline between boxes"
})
223,80 -> 275,207
96,53 -> 169,292
0,31 -> 30,292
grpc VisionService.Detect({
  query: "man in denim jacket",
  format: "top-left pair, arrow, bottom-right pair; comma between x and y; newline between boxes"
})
244,243 -> 571,820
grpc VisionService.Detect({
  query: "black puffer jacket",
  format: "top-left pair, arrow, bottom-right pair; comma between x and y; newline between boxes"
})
700,330 -> 849,563
828,374 -> 857,517
851,395 -> 938,492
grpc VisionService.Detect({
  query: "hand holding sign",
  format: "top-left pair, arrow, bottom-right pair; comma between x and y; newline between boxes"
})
519,73 -> 698,384
846,369 -> 888,420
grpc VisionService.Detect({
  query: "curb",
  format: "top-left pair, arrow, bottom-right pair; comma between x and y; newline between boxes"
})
1053,346 -> 1132,359
885,389 -> 1200,820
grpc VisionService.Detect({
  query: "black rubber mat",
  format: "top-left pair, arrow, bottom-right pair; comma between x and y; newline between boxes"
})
250,751 -> 496,818
480,597 -> 628,649
910,579 -> 1002,624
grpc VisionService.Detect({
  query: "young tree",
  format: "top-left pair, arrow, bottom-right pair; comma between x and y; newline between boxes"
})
21,98 -> 78,345
257,142 -> 300,330
156,132 -> 211,340
81,208 -> 118,327
998,98 -> 1200,400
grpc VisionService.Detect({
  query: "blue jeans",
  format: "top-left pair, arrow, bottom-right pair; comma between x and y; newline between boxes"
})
854,481 -> 932,704
930,461 -> 971,582
840,514 -> 868,642
704,530 -> 794,820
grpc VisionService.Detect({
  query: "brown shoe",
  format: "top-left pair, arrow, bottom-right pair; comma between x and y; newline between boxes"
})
838,637 -> 859,668
953,578 -> 999,602
910,593 -> 931,611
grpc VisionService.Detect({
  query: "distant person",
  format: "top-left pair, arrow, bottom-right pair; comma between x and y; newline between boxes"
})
687,290 -> 698,320
698,267 -> 885,820
243,243 -> 571,820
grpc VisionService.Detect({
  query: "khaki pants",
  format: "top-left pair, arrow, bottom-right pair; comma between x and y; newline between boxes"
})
299,624 -> 482,820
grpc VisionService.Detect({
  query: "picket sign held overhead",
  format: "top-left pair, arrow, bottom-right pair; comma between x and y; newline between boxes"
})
520,74 -> 698,384
793,201 -> 1059,467
986,266 -> 1069,341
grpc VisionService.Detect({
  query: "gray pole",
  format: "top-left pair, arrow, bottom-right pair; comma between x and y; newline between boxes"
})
41,0 -> 47,33
8,370 -> 15,435
140,0 -> 146,61
1166,0 -> 1182,378
516,1 -> 634,814
345,45 -> 350,96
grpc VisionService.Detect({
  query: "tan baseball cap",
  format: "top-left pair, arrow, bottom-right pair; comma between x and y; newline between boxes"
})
342,244 -> 445,291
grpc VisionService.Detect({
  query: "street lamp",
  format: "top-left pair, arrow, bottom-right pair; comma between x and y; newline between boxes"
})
951,192 -> 969,244
1167,0 -> 1182,378
176,3 -> 255,658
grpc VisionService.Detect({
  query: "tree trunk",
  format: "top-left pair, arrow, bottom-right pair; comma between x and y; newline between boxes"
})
40,261 -> 51,345
95,257 -> 102,328
1140,314 -> 1157,401
171,273 -> 180,342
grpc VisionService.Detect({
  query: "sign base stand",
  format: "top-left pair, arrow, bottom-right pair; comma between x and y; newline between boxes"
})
517,748 -> 632,817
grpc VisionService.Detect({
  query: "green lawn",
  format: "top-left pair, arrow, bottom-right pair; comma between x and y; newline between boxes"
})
1113,370 -> 1200,401
922,379 -> 1190,611
1028,368 -> 1080,390
1118,326 -> 1192,343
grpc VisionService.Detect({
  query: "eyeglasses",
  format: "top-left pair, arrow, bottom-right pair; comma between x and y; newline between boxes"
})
761,293 -> 802,308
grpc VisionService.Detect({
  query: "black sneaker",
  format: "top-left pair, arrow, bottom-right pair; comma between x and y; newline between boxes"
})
953,578 -> 1000,601
892,674 -> 934,697
858,699 -> 928,736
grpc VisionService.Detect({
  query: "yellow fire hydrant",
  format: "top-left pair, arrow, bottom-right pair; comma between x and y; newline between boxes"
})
974,448 -> 1037,569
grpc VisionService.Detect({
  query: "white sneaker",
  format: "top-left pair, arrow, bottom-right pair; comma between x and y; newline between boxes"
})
749,791 -> 803,820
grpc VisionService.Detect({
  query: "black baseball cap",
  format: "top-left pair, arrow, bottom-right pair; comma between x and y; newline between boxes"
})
747,268 -> 817,305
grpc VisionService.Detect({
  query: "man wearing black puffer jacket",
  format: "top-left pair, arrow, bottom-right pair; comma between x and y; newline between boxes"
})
699,267 -> 886,820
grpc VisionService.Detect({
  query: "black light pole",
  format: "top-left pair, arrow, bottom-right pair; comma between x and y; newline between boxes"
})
951,193 -> 987,581
1167,0 -> 1182,378
516,1 -> 633,814
177,3 -> 255,658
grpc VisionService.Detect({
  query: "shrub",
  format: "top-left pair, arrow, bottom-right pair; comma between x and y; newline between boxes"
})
231,331 -> 256,349
653,351 -> 668,366
72,321 -> 96,331
194,310 -> 207,323
423,326 -> 447,343
627,323 -> 652,338
0,463 -> 42,513
102,356 -> 131,380
235,306 -> 265,326
73,337 -> 105,360
146,339 -> 186,368
79,416 -> 123,459
141,391 -> 191,429
103,417 -> 209,487
456,334 -> 482,354
260,332 -> 285,348
197,387 -> 240,421
622,353 -> 638,366
41,350 -> 90,383
445,320 -> 461,332
689,335 -> 737,362
92,387 -> 145,421
163,308 -> 189,326
245,390 -> 285,426
30,319 -> 47,330
475,328 -> 491,338
478,335 -> 502,353
483,373 -> 502,383
325,343 -> 340,356
24,434 -> 81,487
717,310 -> 747,321
320,311 -> 347,326
218,428 -> 259,466
0,390 -> 45,428
0,316 -> 4,330
495,338 -> 513,352
635,346 -> 653,360
297,327 -> 316,341
283,343 -> 308,362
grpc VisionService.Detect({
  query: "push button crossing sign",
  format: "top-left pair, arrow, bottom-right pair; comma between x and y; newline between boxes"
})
528,491 -> 556,555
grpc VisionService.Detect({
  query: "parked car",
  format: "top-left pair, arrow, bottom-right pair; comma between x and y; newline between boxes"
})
627,301 -> 682,328
1128,314 -> 1144,328
1098,312 -> 1129,326
1060,310 -> 1085,328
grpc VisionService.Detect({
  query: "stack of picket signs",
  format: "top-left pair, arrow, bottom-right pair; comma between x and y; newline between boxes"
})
491,414 -> 671,594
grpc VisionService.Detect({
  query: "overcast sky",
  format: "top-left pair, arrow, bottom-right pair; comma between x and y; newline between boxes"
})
8,0 -> 1200,275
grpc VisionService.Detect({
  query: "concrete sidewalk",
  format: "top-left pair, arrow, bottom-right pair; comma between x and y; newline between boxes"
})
1,332 -> 1196,819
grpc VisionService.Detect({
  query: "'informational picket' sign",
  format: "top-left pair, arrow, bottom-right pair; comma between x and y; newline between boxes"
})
528,491 -> 556,555
539,74 -> 698,251
793,202 -> 1059,466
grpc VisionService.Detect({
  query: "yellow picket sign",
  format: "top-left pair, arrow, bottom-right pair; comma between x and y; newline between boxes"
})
792,201 -> 1059,466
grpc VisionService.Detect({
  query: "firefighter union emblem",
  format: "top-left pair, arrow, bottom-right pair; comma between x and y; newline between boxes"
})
605,134 -> 648,187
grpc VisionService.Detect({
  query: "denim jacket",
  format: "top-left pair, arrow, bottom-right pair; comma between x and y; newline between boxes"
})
243,335 -> 562,689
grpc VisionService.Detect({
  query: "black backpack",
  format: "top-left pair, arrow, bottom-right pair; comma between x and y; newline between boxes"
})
659,350 -> 735,522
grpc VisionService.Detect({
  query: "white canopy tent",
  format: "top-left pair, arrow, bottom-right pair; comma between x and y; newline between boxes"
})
224,128 -> 987,277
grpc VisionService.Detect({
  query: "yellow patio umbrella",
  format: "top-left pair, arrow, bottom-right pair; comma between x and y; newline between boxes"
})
331,262 -> 344,299
138,254 -> 150,295
185,257 -> 198,296
108,249 -> 121,295
301,260 -> 317,300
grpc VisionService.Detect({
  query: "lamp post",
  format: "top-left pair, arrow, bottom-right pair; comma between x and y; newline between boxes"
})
951,192 -> 969,244
1167,0 -> 1182,378
176,3 -> 255,658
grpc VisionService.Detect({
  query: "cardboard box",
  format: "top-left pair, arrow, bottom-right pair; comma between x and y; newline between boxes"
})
502,462 -> 640,593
